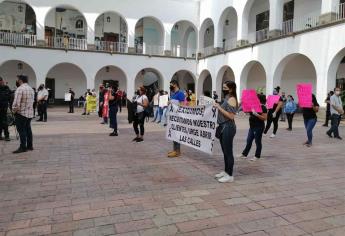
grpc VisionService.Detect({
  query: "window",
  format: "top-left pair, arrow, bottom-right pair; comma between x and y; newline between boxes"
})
256,11 -> 269,31
76,20 -> 83,29
283,0 -> 294,21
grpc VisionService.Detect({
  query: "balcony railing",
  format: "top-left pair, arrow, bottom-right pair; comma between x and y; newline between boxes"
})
135,43 -> 164,56
282,19 -> 294,35
45,36 -> 87,50
336,3 -> 345,21
199,46 -> 214,57
0,32 -> 36,46
293,13 -> 320,32
95,41 -> 128,53
256,28 -> 269,42
171,45 -> 196,58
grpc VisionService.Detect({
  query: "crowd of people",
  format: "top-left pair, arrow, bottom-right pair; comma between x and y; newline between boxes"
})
0,74 -> 344,185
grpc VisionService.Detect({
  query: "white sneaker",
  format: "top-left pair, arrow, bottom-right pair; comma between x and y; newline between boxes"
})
218,174 -> 234,183
250,157 -> 260,162
215,171 -> 226,179
236,154 -> 247,159
270,134 -> 276,138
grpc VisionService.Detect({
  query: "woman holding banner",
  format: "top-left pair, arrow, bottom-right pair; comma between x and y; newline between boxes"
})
239,94 -> 267,161
214,81 -> 238,183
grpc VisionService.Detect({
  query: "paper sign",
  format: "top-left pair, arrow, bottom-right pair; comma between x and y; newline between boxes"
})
266,95 -> 281,109
159,95 -> 169,107
241,90 -> 263,113
199,96 -> 214,106
86,95 -> 97,113
166,104 -> 218,154
64,93 -> 71,102
296,83 -> 313,108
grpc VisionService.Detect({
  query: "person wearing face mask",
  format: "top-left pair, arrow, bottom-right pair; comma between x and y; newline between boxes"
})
132,87 -> 149,142
214,81 -> 238,183
167,80 -> 186,158
36,84 -> 49,122
284,95 -> 297,131
263,86 -> 284,138
238,94 -> 267,162
108,84 -> 121,137
327,88 -> 344,140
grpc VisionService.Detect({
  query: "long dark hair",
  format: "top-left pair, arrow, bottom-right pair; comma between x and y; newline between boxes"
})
224,81 -> 238,108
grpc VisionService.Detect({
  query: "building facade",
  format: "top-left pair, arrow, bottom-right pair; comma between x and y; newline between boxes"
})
0,0 -> 345,104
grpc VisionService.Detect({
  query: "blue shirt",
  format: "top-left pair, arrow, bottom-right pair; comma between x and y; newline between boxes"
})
170,90 -> 185,103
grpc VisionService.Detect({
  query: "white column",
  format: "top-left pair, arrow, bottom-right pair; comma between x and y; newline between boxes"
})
321,0 -> 339,14
214,20 -> 223,48
32,6 -> 51,42
164,23 -> 173,52
85,13 -> 98,45
269,0 -> 284,34
237,13 -> 249,45
127,19 -> 137,49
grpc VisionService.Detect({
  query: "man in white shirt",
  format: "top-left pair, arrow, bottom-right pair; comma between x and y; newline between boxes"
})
37,84 -> 49,122
327,87 -> 344,140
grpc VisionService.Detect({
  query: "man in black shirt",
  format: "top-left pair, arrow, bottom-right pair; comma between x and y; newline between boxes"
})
0,77 -> 11,141
68,88 -> 75,113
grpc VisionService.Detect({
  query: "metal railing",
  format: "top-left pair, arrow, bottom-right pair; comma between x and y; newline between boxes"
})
45,36 -> 87,50
199,45 -> 214,57
135,43 -> 164,56
336,3 -> 345,21
171,45 -> 196,58
256,28 -> 269,42
95,41 -> 128,53
282,19 -> 294,35
293,13 -> 320,32
0,32 -> 36,46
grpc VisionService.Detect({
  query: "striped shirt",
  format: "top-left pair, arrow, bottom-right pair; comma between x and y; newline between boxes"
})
12,83 -> 34,118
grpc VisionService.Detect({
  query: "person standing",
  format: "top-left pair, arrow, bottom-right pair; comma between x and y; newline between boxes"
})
327,88 -> 344,139
239,94 -> 267,161
280,92 -> 287,122
0,77 -> 11,141
37,84 -> 48,122
152,91 -> 160,122
98,84 -> 108,124
214,81 -> 238,183
12,75 -> 34,153
285,95 -> 297,131
264,87 -> 283,138
68,88 -> 75,113
32,88 -> 37,117
108,84 -> 121,136
132,87 -> 149,142
302,94 -> 320,147
323,91 -> 334,127
167,80 -> 185,158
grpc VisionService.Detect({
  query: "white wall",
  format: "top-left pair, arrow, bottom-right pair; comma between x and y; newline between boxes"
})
294,0 -> 322,19
95,12 -> 123,39
46,64 -> 87,99
95,67 -> 127,92
247,63 -> 266,93
337,63 -> 345,79
248,0 -> 269,42
0,2 -> 27,32
0,61 -> 36,90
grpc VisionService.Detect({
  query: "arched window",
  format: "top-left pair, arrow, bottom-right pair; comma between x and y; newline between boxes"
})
76,19 -> 83,29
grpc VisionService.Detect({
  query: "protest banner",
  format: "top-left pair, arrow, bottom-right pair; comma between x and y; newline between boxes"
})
199,96 -> 214,106
266,95 -> 281,109
166,104 -> 218,154
241,90 -> 262,113
296,83 -> 313,108
86,95 -> 97,113
64,93 -> 72,102
159,94 -> 169,107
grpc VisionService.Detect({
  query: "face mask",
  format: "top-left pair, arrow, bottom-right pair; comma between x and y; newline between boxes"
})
170,85 -> 175,91
336,91 -> 341,96
273,91 -> 278,95
222,90 -> 230,96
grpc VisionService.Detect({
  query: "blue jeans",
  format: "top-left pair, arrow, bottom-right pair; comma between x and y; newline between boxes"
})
220,123 -> 236,176
328,114 -> 341,138
242,127 -> 264,158
153,106 -> 159,121
304,118 -> 317,144
161,107 -> 168,126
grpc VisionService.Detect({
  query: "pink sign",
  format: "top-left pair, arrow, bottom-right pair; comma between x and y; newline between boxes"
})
296,83 -> 313,108
241,90 -> 263,113
266,95 -> 281,109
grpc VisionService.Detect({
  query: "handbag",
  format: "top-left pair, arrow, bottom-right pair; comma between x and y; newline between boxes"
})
215,125 -> 225,139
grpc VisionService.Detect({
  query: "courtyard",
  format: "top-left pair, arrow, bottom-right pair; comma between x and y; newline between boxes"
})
0,108 -> 344,236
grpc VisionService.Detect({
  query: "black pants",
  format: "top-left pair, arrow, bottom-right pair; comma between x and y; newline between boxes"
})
0,107 -> 9,138
69,101 -> 74,113
220,123 -> 236,176
324,111 -> 331,126
38,101 -> 47,121
33,102 -> 37,116
286,113 -> 295,129
109,106 -> 118,132
264,111 -> 280,135
242,127 -> 264,158
328,114 -> 342,138
15,114 -> 33,149
133,112 -> 145,136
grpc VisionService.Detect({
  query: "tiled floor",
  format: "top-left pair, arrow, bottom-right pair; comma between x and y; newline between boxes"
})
0,108 -> 344,236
